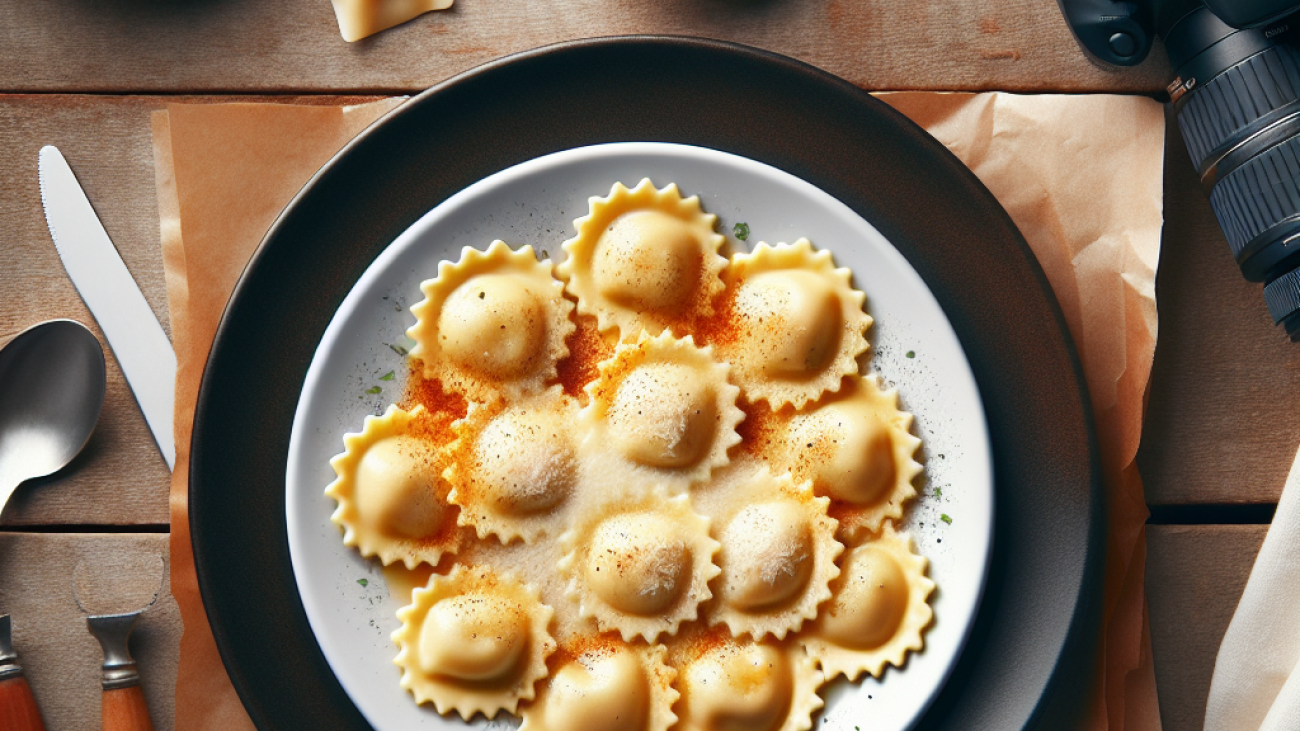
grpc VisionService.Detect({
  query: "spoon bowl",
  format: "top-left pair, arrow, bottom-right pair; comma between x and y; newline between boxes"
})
0,319 -> 106,512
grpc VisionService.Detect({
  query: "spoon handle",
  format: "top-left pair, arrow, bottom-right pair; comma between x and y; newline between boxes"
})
0,676 -> 47,731
87,613 -> 152,731
0,615 -> 45,731
102,685 -> 153,731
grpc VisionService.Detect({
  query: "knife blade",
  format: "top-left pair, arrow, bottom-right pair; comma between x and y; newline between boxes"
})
38,145 -> 176,472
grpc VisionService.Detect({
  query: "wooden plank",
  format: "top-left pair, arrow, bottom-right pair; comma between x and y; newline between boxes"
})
0,95 -> 384,526
0,526 -> 1262,731
0,0 -> 1169,94
1138,109 -> 1300,506
0,533 -> 181,731
1147,524 -> 1266,731
0,96 -> 171,526
8,93 -> 1293,518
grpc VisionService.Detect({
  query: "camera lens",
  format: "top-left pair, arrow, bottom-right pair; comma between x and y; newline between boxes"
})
1166,6 -> 1300,339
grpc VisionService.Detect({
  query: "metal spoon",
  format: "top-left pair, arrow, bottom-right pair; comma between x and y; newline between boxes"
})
0,319 -> 106,515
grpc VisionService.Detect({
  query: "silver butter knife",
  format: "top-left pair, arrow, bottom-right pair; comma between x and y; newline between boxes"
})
39,145 -> 177,471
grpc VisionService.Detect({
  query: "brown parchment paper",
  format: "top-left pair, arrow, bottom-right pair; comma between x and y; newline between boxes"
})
879,92 -> 1164,731
156,92 -> 1163,731
154,98 -> 403,731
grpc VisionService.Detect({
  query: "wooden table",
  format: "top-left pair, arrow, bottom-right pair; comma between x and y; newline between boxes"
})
1,2 -> 1291,729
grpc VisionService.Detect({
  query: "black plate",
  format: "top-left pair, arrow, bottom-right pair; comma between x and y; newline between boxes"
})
191,36 -> 1103,731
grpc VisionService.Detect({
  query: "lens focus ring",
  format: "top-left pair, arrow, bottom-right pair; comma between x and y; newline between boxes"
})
1208,136 -> 1300,260
1264,268 -> 1300,324
1177,44 -> 1300,172
1170,10 -> 1300,340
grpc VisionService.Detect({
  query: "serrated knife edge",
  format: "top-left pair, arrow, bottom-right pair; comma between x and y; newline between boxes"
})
39,145 -> 177,471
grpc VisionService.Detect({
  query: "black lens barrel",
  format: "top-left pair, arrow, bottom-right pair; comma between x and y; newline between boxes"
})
1170,6 -> 1300,339
1176,46 -> 1300,182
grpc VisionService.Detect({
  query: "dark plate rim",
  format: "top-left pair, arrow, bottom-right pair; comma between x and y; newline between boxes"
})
191,34 -> 1104,731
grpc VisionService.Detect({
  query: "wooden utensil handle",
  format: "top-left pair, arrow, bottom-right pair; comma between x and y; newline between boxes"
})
0,675 -> 47,731
102,685 -> 153,731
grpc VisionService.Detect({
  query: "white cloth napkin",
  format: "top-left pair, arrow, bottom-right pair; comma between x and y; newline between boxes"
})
1203,446 -> 1300,731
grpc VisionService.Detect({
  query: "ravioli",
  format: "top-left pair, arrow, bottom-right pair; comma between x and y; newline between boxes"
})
392,564 -> 556,718
327,183 -> 940,727
800,523 -> 935,680
558,490 -> 721,642
519,639 -> 678,731
578,329 -> 744,495
325,404 -> 464,568
713,239 -> 871,409
557,179 -> 727,340
706,468 -> 844,640
445,387 -> 579,543
767,375 -> 923,542
667,627 -> 824,731
408,240 -> 575,401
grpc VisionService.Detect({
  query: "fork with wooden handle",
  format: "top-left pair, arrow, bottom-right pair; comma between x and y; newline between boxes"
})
0,615 -> 47,731
89,612 -> 153,731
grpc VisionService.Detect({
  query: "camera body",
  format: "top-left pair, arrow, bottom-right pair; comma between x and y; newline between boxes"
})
1059,0 -> 1300,339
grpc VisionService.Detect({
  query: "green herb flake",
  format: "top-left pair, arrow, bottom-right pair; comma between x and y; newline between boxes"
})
906,350 -> 916,359
733,222 -> 751,241
389,343 -> 409,356
380,371 -> 395,381
357,578 -> 369,587
935,487 -> 943,497
365,386 -> 382,395
940,513 -> 953,525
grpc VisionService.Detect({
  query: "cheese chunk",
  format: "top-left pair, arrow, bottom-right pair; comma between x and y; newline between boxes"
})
331,0 -> 454,43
